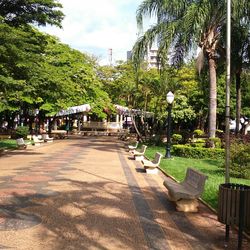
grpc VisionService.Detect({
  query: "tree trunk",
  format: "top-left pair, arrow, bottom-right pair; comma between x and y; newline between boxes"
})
235,72 -> 241,135
208,57 -> 217,138
131,115 -> 143,142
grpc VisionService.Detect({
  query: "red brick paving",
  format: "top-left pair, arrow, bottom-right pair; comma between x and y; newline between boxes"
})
12,175 -> 53,182
0,136 -> 248,249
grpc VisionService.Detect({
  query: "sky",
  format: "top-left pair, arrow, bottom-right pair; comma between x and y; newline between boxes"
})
40,0 -> 148,65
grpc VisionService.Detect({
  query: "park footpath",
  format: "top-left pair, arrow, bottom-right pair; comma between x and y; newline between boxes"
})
0,136 -> 249,250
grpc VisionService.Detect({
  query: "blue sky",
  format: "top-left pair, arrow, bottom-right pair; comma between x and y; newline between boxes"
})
40,0 -> 150,65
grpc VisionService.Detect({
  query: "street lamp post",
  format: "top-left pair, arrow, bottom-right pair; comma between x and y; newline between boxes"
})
35,108 -> 39,135
165,91 -> 174,158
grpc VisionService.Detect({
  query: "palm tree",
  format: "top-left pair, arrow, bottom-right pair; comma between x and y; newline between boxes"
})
230,4 -> 250,135
132,0 -> 249,139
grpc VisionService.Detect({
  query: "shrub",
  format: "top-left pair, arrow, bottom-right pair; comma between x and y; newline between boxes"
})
177,129 -> 192,144
206,137 -> 222,148
172,133 -> 182,144
146,134 -> 165,146
193,129 -> 205,137
173,144 -> 225,159
216,129 -> 224,138
15,126 -> 29,139
230,140 -> 250,179
190,138 -> 206,148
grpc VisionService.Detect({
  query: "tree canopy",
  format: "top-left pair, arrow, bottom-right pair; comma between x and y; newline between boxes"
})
0,0 -> 64,27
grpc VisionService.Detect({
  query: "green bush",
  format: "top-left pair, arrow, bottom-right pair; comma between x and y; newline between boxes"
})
173,144 -> 225,159
207,137 -> 222,148
230,140 -> 250,179
190,138 -> 206,148
146,134 -> 165,146
172,133 -> 182,144
15,126 -> 29,139
216,129 -> 224,137
193,129 -> 204,137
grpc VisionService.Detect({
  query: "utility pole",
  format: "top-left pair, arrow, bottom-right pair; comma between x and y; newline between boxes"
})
225,0 -> 231,183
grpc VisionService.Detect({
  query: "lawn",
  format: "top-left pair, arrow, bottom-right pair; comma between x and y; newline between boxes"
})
144,145 -> 250,210
0,139 -> 18,149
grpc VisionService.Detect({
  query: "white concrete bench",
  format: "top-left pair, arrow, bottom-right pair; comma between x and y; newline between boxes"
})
132,145 -> 147,161
128,141 -> 139,152
16,138 -> 31,149
41,134 -> 54,142
32,135 -> 44,145
142,152 -> 163,174
51,130 -> 67,139
163,168 -> 208,212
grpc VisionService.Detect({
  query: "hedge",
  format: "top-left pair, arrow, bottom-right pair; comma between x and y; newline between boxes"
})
173,144 -> 225,159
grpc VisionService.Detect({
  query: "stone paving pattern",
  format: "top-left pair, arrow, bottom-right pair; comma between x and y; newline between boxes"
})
0,136 -> 249,249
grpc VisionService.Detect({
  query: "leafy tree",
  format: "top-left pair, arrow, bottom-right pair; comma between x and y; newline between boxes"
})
0,26 -> 113,126
231,20 -> 250,134
0,24 -> 47,116
132,0 -> 250,139
34,35 -> 113,119
0,0 -> 64,27
99,62 -> 138,107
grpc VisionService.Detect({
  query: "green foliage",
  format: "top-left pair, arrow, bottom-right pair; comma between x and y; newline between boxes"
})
0,139 -> 18,149
0,26 -> 113,119
172,94 -> 196,124
173,144 -> 225,159
230,140 -> 250,179
193,129 -> 204,137
15,126 -> 29,139
172,133 -> 182,144
146,135 -> 165,146
0,0 -> 64,27
0,24 -> 48,112
144,145 -> 249,209
207,137 -> 222,149
133,0 -> 250,138
190,138 -> 206,148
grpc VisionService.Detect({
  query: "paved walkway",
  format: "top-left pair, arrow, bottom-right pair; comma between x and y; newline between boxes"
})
0,137 -> 248,249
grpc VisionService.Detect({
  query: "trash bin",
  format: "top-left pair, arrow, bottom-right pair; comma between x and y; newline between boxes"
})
218,183 -> 250,249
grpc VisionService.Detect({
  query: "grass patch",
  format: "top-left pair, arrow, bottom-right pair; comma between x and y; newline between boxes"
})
144,145 -> 250,210
0,139 -> 18,149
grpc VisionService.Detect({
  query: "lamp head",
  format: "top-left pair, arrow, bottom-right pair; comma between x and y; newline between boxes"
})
166,91 -> 174,104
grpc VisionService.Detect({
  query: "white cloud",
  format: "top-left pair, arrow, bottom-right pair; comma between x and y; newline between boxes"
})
40,0 -> 143,65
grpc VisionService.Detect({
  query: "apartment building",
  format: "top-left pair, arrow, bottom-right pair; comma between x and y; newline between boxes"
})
127,47 -> 159,69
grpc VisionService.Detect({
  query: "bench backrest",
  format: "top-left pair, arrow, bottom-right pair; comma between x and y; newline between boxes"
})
138,145 -> 147,154
152,152 -> 163,165
42,134 -> 49,140
32,135 -> 39,142
16,138 -> 25,145
183,168 -> 208,194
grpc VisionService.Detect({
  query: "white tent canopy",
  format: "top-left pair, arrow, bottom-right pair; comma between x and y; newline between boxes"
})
115,104 -> 154,118
55,104 -> 91,117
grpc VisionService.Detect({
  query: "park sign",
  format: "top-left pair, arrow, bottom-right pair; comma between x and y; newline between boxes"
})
55,104 -> 91,117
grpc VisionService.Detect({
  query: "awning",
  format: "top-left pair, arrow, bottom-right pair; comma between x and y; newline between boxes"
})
115,104 -> 154,118
55,104 -> 91,117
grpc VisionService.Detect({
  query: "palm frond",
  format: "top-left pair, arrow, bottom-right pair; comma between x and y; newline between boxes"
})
196,49 -> 205,75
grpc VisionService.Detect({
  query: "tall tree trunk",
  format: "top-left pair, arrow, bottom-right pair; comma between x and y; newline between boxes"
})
131,115 -> 143,142
208,57 -> 217,138
235,71 -> 241,135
